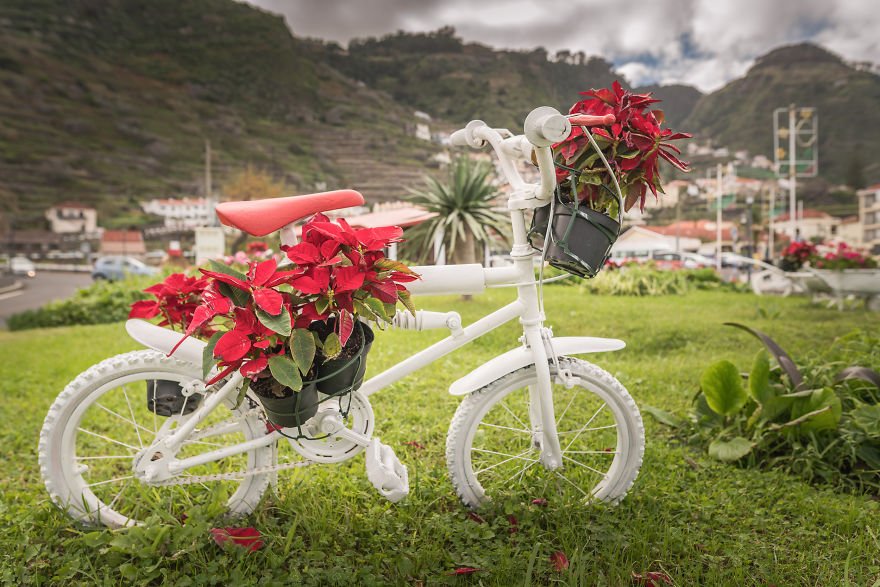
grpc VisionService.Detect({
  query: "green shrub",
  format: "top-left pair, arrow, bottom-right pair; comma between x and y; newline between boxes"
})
647,325 -> 880,494
7,275 -> 156,331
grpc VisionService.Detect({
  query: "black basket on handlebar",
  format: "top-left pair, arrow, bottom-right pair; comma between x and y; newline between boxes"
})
529,174 -> 622,279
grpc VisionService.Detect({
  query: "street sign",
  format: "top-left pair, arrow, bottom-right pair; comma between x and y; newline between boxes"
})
195,227 -> 225,265
773,107 -> 818,178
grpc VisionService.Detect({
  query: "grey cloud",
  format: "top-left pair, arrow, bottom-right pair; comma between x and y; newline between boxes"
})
242,0 -> 880,92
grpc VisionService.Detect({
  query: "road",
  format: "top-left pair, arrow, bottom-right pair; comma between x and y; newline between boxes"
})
0,271 -> 94,326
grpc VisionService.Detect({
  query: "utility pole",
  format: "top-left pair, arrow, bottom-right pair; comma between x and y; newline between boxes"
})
788,105 -> 797,240
205,139 -> 216,227
716,163 -> 723,272
768,181 -> 775,261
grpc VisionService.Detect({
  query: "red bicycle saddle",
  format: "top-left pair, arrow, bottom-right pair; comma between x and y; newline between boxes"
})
215,189 -> 365,236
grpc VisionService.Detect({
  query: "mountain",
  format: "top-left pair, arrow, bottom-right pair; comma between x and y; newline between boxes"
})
0,0 -> 440,226
305,28 -> 700,131
683,43 -> 880,184
632,84 -> 703,130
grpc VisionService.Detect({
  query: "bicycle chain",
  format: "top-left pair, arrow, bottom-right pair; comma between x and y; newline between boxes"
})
153,458 -> 314,486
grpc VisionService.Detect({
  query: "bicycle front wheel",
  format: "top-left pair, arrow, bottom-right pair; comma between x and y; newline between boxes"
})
39,350 -> 274,528
446,357 -> 644,509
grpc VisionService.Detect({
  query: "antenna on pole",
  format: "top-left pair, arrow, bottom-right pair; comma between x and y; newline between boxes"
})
205,139 -> 216,227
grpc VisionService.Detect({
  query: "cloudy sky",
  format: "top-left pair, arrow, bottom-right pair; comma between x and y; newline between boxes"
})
242,0 -> 879,93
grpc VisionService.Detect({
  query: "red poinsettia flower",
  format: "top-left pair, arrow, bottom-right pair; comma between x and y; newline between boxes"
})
553,80 -> 691,213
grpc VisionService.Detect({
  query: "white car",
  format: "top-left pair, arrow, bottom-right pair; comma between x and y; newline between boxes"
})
10,256 -> 36,278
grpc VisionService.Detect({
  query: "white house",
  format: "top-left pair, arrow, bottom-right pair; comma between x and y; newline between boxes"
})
609,225 -> 702,260
45,202 -> 98,234
857,183 -> 880,253
142,197 -> 213,229
774,209 -> 840,242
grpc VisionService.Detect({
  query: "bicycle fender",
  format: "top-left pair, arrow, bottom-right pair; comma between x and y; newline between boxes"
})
448,336 -> 625,396
125,319 -> 206,369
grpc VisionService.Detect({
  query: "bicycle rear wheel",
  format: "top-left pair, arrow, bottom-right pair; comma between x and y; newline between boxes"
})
446,357 -> 644,509
39,350 -> 274,528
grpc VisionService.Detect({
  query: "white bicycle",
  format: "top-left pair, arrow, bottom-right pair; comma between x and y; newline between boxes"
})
39,107 -> 645,528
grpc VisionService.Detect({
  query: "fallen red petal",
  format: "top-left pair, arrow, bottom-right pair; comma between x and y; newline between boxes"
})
209,527 -> 264,552
467,512 -> 485,524
550,551 -> 569,571
531,498 -> 548,506
507,515 -> 519,533
403,441 -> 425,449
449,567 -> 480,576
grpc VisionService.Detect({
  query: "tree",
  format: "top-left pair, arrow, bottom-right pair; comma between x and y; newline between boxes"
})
222,165 -> 286,251
405,156 -> 508,267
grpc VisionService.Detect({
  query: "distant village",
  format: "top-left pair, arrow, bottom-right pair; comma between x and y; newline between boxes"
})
3,111 -> 879,266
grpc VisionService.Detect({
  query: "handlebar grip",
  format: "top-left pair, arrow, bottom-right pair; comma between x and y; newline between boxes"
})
449,128 -> 470,147
568,113 -> 616,127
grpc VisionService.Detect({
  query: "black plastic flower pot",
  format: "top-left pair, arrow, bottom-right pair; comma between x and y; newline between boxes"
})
147,379 -> 201,417
546,205 -> 619,278
316,321 -> 374,396
254,382 -> 320,429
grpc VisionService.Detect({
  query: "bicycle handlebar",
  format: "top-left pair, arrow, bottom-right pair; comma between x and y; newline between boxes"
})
568,113 -> 616,127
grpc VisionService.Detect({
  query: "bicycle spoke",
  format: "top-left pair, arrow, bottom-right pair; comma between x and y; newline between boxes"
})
555,387 -> 581,427
121,387 -> 144,448
86,474 -> 134,489
95,401 -> 151,444
563,450 -> 618,455
557,424 -> 616,435
499,400 -> 528,430
553,469 -> 590,499
502,458 -> 538,486
563,403 -> 607,452
562,453 -> 608,477
474,449 -> 537,476
478,422 -> 531,435
77,428 -> 139,451
76,455 -> 134,461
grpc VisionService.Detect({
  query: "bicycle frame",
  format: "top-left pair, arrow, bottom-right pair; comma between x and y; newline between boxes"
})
129,111 -> 623,479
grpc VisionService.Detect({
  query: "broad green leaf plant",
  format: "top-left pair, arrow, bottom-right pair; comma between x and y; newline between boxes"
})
648,325 -> 880,493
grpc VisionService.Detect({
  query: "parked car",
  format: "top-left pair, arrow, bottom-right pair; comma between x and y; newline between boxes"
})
10,256 -> 36,278
614,250 -> 714,270
92,256 -> 159,281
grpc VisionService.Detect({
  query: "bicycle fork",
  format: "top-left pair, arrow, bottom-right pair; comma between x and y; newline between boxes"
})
523,327 -> 564,470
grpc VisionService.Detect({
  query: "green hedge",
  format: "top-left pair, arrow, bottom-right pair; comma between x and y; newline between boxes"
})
7,276 -> 156,331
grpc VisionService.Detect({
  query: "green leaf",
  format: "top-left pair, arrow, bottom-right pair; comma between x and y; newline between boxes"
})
758,395 -> 794,422
397,289 -> 415,317
364,298 -> 389,321
202,332 -> 223,379
208,259 -> 247,281
383,302 -> 397,319
749,350 -> 774,404
234,379 -> 250,408
642,405 -> 684,428
708,437 -> 753,462
700,360 -> 748,416
790,388 -> 842,433
268,355 -> 303,391
322,332 -> 341,360
851,405 -> 880,437
289,329 -> 316,376
256,306 -> 291,337
373,258 -> 416,275
315,296 -> 330,315
217,282 -> 249,307
353,299 -> 378,322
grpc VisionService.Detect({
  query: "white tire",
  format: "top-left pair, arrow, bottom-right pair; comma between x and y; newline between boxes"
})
39,350 -> 274,528
446,357 -> 644,509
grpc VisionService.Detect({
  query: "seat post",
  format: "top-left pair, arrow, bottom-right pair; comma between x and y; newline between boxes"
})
279,223 -> 298,248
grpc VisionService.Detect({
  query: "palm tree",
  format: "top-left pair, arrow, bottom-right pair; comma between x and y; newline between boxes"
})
405,156 -> 508,265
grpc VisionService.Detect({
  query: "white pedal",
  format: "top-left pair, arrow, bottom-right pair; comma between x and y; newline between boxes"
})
365,438 -> 409,503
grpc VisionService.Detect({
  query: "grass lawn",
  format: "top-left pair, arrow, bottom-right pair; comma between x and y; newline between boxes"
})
1,288 -> 878,585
